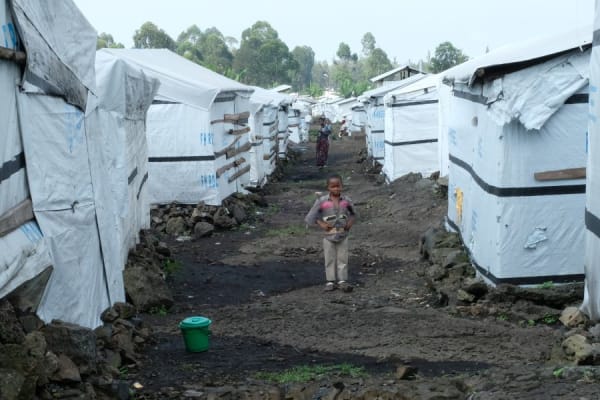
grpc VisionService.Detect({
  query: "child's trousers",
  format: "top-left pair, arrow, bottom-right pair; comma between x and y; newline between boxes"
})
323,237 -> 348,282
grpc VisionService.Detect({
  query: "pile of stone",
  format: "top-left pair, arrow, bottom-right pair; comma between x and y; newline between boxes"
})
150,193 -> 268,239
123,230 -> 174,313
0,300 -> 150,400
553,306 -> 600,370
419,227 -> 583,322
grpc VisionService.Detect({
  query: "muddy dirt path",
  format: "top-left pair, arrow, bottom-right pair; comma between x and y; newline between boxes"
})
132,137 -> 595,399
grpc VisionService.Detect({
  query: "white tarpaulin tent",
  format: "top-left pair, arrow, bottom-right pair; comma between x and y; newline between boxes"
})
437,82 -> 453,177
276,102 -> 290,159
248,86 -> 290,187
443,26 -> 591,286
100,49 -> 254,206
350,102 -> 367,133
382,74 -> 441,182
0,0 -> 52,314
0,0 -> 157,328
287,107 -> 302,143
331,97 -> 356,124
292,96 -> 315,142
87,51 -> 159,303
360,74 -> 426,164
581,6 -> 600,320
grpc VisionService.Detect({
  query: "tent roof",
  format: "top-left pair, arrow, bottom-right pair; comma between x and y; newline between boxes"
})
249,85 -> 292,113
99,49 -> 252,110
443,25 -> 592,87
361,73 -> 427,100
333,97 -> 357,106
386,73 -> 441,98
94,50 -> 160,119
369,65 -> 423,83
271,84 -> 292,92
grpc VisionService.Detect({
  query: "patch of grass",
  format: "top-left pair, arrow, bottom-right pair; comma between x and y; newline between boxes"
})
542,313 -> 559,325
553,367 -> 565,378
497,313 -> 508,321
265,204 -> 281,216
163,258 -> 182,277
255,363 -> 366,383
234,222 -> 253,231
537,281 -> 555,289
149,304 -> 168,316
119,366 -> 129,379
265,224 -> 308,237
527,319 -> 536,327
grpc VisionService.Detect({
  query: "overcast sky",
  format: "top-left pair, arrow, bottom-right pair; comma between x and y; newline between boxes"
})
72,0 -> 594,64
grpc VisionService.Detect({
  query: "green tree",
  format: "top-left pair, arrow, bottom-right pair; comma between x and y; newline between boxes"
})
199,28 -> 233,74
133,22 -> 175,50
97,32 -> 124,49
364,47 -> 393,79
430,41 -> 468,73
175,25 -> 233,74
311,60 -> 329,89
291,45 -> 315,91
176,25 -> 204,63
233,21 -> 298,87
336,42 -> 352,61
361,32 -> 376,57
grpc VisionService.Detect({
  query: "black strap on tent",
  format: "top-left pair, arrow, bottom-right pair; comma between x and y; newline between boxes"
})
449,154 -> 586,197
148,155 -> 216,162
453,90 -> 488,105
127,167 -> 138,185
594,29 -> 600,47
390,100 -> 438,108
136,172 -> 148,200
565,94 -> 589,104
0,152 -> 25,184
586,209 -> 600,240
385,138 -> 438,146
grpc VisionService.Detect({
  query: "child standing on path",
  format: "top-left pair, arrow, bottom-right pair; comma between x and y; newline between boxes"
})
305,174 -> 356,292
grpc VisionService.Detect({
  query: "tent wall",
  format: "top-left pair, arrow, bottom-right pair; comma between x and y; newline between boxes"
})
351,106 -> 366,132
248,108 -> 267,187
277,106 -> 289,159
366,101 -> 385,163
581,6 -> 600,320
211,93 -> 252,200
87,53 -> 159,304
446,82 -> 588,285
288,107 -> 301,143
437,83 -> 453,177
16,93 -> 110,328
0,6 -> 52,302
383,89 -> 439,182
262,106 -> 279,175
146,103 -> 219,205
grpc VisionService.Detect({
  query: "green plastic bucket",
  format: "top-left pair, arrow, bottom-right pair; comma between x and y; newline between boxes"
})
179,316 -> 212,352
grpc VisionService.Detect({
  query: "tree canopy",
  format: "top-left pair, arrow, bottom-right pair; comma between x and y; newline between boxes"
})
233,21 -> 298,87
115,21 -> 471,97
97,33 -> 124,50
430,41 -> 469,73
133,22 -> 176,50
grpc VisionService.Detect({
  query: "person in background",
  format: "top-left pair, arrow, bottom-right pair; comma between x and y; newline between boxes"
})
316,116 -> 331,168
305,174 -> 356,292
338,119 -> 348,138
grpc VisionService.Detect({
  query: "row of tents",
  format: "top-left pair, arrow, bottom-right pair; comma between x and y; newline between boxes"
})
0,0 -> 310,328
349,21 -> 599,317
